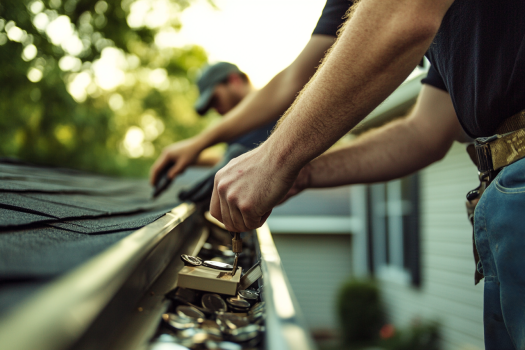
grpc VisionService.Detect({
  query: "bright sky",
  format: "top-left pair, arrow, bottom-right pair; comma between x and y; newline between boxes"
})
19,0 -> 328,101
173,0 -> 327,88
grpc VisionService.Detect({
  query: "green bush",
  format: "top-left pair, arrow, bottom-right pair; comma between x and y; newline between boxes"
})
381,321 -> 441,350
336,278 -> 385,344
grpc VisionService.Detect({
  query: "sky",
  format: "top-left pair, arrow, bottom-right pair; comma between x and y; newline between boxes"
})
167,0 -> 327,88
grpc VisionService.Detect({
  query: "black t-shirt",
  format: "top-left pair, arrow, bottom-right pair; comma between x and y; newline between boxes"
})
421,65 -> 448,93
315,0 -> 525,137
229,121 -> 277,149
426,1 -> 525,138
313,0 -> 352,37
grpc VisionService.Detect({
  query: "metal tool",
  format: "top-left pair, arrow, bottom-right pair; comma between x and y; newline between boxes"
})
230,232 -> 242,276
152,161 -> 174,198
181,254 -> 233,271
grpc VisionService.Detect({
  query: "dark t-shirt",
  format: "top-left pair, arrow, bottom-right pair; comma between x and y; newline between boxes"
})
229,121 -> 276,149
313,0 -> 352,37
421,65 -> 448,93
314,1 -> 449,109
316,0 -> 525,138
426,1 -> 525,138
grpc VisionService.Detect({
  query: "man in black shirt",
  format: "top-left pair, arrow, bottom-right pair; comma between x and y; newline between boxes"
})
211,1 -> 525,349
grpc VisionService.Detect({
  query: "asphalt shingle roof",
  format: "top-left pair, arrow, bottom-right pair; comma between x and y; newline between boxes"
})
0,158 -> 201,315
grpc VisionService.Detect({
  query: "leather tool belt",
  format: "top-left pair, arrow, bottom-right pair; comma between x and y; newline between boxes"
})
467,110 -> 525,202
474,110 -> 525,177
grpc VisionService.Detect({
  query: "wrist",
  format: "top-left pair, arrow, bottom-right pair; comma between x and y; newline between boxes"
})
267,131 -> 312,173
259,138 -> 305,183
193,131 -> 214,151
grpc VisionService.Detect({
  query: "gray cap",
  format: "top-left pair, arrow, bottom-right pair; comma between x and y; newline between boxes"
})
194,62 -> 241,115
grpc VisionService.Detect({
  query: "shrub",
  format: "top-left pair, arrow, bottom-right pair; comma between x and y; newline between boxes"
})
381,320 -> 441,350
336,278 -> 385,344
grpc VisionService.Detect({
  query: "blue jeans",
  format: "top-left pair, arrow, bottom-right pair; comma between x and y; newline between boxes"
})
475,158 -> 525,350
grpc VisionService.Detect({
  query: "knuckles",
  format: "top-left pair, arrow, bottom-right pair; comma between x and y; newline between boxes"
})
216,182 -> 229,196
237,202 -> 253,214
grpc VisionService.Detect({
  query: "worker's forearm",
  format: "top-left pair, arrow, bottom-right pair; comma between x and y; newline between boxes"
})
194,35 -> 336,149
308,118 -> 452,187
264,0 -> 452,173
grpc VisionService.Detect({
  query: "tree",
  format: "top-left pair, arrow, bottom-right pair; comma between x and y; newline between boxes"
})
0,0 -> 215,177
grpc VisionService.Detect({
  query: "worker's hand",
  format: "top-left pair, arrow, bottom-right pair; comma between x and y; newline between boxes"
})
178,144 -> 250,203
149,138 -> 204,185
210,145 -> 299,232
278,163 -> 312,205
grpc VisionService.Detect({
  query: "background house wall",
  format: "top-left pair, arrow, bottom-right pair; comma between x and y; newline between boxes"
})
272,233 -> 353,330
267,187 -> 358,331
378,142 -> 484,350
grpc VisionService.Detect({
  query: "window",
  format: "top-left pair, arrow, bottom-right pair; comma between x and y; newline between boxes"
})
366,174 -> 420,286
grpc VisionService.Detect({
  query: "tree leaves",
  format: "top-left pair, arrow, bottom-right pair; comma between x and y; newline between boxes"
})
0,0 -> 213,177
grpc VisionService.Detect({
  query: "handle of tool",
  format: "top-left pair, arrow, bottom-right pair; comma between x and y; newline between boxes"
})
232,232 -> 242,254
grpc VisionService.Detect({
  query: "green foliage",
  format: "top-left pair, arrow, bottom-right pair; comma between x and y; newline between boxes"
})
0,0 -> 215,177
336,278 -> 385,344
380,321 -> 441,350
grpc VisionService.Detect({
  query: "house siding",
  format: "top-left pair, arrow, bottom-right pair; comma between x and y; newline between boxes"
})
272,233 -> 353,330
379,142 -> 484,350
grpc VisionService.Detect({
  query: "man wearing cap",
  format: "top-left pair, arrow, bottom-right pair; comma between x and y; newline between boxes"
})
157,62 -> 276,169
194,62 -> 276,154
156,62 -> 277,202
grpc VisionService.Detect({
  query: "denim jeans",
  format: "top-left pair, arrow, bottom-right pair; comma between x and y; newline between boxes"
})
475,157 -> 525,350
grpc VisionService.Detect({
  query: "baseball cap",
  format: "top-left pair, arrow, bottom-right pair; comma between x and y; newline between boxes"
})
194,62 -> 241,115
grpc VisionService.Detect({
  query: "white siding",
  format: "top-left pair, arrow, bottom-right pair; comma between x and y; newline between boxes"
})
379,142 -> 484,350
272,234 -> 353,330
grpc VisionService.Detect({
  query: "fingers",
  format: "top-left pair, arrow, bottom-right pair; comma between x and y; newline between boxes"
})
150,153 -> 189,186
150,153 -> 171,185
211,172 -> 258,232
227,195 -> 250,232
167,158 -> 187,179
216,174 -> 237,231
209,148 -> 282,232
150,139 -> 202,185
210,176 -> 223,223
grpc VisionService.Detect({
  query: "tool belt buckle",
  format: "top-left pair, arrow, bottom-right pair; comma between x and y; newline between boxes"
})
467,135 -> 501,202
474,135 -> 500,182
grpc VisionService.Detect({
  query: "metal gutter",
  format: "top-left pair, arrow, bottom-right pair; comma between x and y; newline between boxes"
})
257,223 -> 317,350
0,203 -> 195,350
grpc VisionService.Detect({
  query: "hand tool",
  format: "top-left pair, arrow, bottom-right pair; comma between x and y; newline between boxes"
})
152,161 -> 174,199
180,254 -> 233,271
230,232 -> 242,276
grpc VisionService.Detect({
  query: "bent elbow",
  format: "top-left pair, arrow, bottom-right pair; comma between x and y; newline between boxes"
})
388,7 -> 444,51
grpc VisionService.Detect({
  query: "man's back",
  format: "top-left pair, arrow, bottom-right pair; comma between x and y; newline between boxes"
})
426,0 -> 525,137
